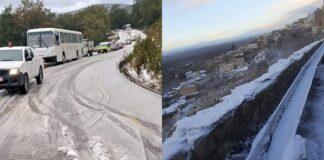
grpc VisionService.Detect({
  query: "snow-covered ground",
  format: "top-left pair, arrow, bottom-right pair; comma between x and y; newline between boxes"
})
247,42 -> 324,160
163,98 -> 187,115
123,64 -> 161,91
163,41 -> 322,160
0,30 -> 161,160
293,64 -> 324,160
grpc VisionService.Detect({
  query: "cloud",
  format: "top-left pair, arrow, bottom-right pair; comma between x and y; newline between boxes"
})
184,0 -> 213,9
164,0 -> 323,51
267,0 -> 319,13
0,0 -> 133,13
253,0 -> 321,30
165,0 -> 214,13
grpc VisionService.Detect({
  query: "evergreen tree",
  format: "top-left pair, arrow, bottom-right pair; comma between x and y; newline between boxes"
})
110,5 -> 130,29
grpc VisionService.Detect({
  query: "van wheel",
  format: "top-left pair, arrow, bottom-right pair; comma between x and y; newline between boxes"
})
36,67 -> 43,84
76,51 -> 79,60
20,75 -> 29,94
6,88 -> 15,94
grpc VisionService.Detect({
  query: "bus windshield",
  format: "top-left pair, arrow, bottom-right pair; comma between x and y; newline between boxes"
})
0,50 -> 23,61
27,31 -> 54,48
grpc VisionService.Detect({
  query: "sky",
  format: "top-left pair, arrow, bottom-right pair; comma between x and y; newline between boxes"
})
0,0 -> 133,13
163,0 -> 323,52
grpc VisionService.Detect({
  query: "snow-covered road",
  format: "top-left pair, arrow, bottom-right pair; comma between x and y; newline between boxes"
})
0,31 -> 161,160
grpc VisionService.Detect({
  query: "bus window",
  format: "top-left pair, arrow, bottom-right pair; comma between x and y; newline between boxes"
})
72,34 -> 77,43
69,34 -> 73,43
27,31 -> 54,48
78,34 -> 82,43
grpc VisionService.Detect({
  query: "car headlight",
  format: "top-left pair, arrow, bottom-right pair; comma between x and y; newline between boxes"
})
9,68 -> 19,75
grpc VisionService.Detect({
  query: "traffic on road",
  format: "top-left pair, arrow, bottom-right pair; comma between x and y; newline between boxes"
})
0,29 -> 161,160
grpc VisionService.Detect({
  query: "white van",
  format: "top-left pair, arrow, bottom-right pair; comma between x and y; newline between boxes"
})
27,28 -> 83,63
0,47 -> 44,94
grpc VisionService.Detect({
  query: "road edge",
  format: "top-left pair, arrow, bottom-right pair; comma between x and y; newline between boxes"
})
118,54 -> 162,95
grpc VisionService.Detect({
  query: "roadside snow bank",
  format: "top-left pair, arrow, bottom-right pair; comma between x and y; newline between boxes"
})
163,41 -> 322,160
57,125 -> 80,160
123,63 -> 161,92
282,135 -> 306,160
88,136 -> 112,160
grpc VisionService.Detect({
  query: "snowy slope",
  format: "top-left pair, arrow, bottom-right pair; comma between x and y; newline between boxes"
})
247,43 -> 324,160
163,99 -> 187,115
163,41 -> 322,160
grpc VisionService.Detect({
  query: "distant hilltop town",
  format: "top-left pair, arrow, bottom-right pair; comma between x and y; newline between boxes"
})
163,4 -> 324,114
217,5 -> 324,74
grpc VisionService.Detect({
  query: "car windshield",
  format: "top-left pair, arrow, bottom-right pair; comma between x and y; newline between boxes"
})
27,31 -> 54,48
0,50 -> 23,61
98,44 -> 107,48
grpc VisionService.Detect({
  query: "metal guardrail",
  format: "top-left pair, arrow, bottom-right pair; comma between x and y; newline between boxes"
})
246,43 -> 324,160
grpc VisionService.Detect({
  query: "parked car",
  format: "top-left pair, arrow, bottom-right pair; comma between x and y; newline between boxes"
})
83,39 -> 94,56
130,32 -> 138,41
124,38 -> 131,45
117,42 -> 124,49
0,46 -> 44,94
96,42 -> 111,54
110,42 -> 119,51
130,35 -> 136,41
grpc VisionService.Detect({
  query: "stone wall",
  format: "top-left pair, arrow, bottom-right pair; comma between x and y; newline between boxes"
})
170,42 -> 323,160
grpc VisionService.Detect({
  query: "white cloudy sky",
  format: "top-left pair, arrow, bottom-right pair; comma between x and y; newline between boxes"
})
0,0 -> 133,13
164,0 -> 323,51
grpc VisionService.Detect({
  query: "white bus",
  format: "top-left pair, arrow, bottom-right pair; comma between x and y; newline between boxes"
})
27,28 -> 83,63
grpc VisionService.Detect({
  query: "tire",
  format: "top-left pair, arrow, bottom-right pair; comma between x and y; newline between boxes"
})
20,75 -> 29,94
76,51 -> 79,60
36,67 -> 43,84
6,88 -> 15,94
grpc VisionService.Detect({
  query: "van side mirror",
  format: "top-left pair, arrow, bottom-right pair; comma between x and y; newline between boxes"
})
26,56 -> 33,61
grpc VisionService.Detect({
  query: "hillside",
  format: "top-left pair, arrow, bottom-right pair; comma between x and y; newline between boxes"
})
118,0 -> 162,92
120,18 -> 162,91
62,3 -> 132,14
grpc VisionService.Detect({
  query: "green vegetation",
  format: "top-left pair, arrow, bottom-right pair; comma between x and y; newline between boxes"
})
131,0 -> 161,28
120,0 -> 162,89
110,5 -> 129,29
0,0 -> 57,46
0,0 -> 161,46
57,5 -> 110,44
125,18 -> 162,77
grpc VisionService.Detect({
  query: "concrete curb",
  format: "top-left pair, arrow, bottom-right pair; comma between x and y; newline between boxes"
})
118,51 -> 162,95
